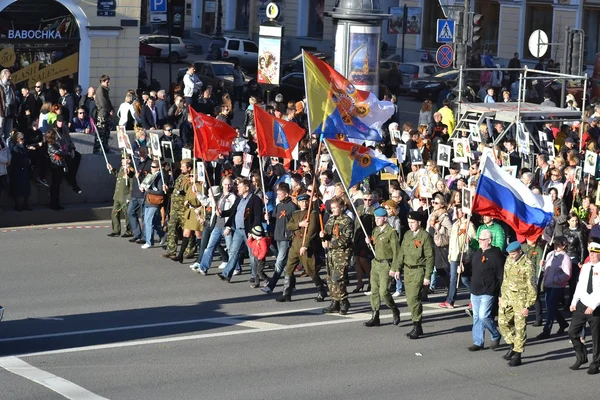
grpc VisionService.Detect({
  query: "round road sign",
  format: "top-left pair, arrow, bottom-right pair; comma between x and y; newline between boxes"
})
528,29 -> 549,59
436,44 -> 454,69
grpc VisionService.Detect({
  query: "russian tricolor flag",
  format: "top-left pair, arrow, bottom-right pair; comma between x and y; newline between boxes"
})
472,156 -> 553,240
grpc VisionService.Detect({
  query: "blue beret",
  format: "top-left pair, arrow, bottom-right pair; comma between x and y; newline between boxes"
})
506,241 -> 522,252
374,207 -> 387,217
297,194 -> 310,202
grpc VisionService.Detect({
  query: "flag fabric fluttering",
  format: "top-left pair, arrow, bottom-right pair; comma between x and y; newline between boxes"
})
302,52 -> 394,142
473,155 -> 553,239
325,138 -> 398,188
253,105 -> 305,159
190,106 -> 237,161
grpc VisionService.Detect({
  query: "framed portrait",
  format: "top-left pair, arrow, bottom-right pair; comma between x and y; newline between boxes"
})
418,172 -> 433,198
584,150 -> 597,175
502,165 -> 518,178
437,144 -> 451,168
150,133 -> 161,158
453,138 -> 470,163
462,188 -> 472,214
241,153 -> 253,177
410,148 -> 423,165
182,148 -> 192,160
162,141 -> 174,163
196,161 -> 205,182
470,123 -> 481,142
396,144 -> 407,163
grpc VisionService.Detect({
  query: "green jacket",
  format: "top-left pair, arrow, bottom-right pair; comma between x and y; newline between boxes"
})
471,222 -> 506,252
112,166 -> 132,202
287,209 -> 319,247
373,223 -> 402,272
398,228 -> 435,277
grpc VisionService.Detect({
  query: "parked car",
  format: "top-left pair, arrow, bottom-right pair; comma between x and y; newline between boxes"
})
382,61 -> 441,93
139,35 -> 188,63
281,52 -> 330,76
176,61 -> 251,90
206,36 -> 259,71
409,69 -> 480,100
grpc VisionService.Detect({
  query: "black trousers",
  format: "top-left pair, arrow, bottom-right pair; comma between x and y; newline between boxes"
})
64,151 -> 81,190
49,167 -> 64,207
569,301 -> 600,365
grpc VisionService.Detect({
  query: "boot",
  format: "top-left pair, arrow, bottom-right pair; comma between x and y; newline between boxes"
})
502,345 -> 515,360
391,306 -> 401,326
322,300 -> 340,313
407,321 -> 423,339
276,276 -> 292,302
171,237 -> 189,263
508,352 -> 522,367
570,348 -> 589,370
363,310 -> 380,327
314,276 -> 327,302
339,298 -> 351,315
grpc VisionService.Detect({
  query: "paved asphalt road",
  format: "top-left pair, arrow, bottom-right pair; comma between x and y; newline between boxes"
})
0,222 -> 598,399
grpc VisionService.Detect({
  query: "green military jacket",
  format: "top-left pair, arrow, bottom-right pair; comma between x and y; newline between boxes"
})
171,172 -> 191,207
287,209 -> 319,246
323,214 -> 354,250
500,253 -> 537,307
398,228 -> 434,277
112,166 -> 132,202
373,223 -> 402,273
522,243 -> 544,280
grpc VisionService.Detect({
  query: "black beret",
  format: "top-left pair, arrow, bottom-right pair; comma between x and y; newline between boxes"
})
407,211 -> 422,222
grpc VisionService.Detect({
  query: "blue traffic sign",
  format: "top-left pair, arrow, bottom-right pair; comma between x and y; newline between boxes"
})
150,0 -> 167,13
436,45 -> 454,69
437,19 -> 455,43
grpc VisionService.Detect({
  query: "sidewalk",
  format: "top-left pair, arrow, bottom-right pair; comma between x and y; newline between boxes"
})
0,203 -> 113,229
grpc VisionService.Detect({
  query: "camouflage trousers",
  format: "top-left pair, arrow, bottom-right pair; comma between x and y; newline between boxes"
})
166,207 -> 196,255
498,297 -> 528,353
325,248 -> 351,301
94,116 -> 110,153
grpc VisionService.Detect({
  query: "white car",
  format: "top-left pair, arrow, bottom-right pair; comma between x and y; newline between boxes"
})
385,56 -> 442,92
140,35 -> 189,63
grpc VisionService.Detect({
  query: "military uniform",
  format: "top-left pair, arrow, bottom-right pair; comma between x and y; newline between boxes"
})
498,248 -> 537,365
399,226 -> 434,337
164,171 -> 195,257
109,165 -> 132,236
276,207 -> 327,302
321,213 -> 354,314
522,242 -> 544,325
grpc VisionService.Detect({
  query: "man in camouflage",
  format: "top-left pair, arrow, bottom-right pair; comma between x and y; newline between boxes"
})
276,194 -> 327,302
163,159 -> 196,258
399,211 -> 434,339
498,241 -> 537,367
522,237 -> 545,326
363,207 -> 401,327
106,157 -> 133,237
320,197 -> 354,315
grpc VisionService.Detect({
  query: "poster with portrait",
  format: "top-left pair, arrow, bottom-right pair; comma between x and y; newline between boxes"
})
388,7 -> 404,34
469,123 -> 481,142
575,166 -> 583,184
538,131 -> 548,153
241,153 -> 253,177
516,123 -> 529,155
502,166 -> 518,178
437,144 -> 451,168
196,161 -> 205,183
462,188 -> 472,214
257,36 -> 281,85
348,25 -> 379,92
418,171 -> 433,198
117,126 -> 127,149
150,132 -> 161,158
182,148 -> 192,160
501,151 -> 510,167
584,151 -> 598,175
396,144 -> 407,163
162,141 -> 174,163
388,7 -> 421,34
410,148 -> 423,165
453,138 -> 470,163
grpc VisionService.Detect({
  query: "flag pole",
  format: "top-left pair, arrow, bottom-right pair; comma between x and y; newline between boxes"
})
257,155 -> 270,225
323,139 -> 375,256
92,117 -> 110,172
301,138 -> 323,248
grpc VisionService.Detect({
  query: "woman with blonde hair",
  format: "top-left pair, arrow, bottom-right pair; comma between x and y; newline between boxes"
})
117,91 -> 140,130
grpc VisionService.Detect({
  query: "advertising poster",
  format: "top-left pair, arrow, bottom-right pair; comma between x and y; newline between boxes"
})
387,7 -> 421,34
348,25 -> 380,92
257,37 -> 281,85
388,7 -> 403,34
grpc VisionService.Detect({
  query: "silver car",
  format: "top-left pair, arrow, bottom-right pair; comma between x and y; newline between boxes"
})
140,35 -> 189,63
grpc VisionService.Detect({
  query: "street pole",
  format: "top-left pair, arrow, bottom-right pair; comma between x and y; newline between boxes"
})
215,0 -> 223,37
168,0 -> 172,88
401,4 -> 407,62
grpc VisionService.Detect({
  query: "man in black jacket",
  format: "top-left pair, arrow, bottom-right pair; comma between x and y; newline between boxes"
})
59,83 -> 76,127
94,75 -> 114,153
219,178 -> 264,282
468,228 -> 505,351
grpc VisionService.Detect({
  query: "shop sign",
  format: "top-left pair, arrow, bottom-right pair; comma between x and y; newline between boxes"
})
97,0 -> 116,16
27,53 -> 78,88
0,48 -> 16,67
8,29 -> 63,39
12,62 -> 41,84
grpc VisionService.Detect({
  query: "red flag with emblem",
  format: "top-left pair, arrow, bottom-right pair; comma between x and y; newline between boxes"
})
254,105 -> 305,159
190,106 -> 237,161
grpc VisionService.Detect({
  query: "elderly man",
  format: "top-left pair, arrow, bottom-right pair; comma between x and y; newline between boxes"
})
498,241 -> 537,367
0,69 -> 17,140
468,229 -> 505,351
155,90 -> 169,128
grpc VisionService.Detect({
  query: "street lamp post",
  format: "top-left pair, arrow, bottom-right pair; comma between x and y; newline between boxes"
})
215,0 -> 223,37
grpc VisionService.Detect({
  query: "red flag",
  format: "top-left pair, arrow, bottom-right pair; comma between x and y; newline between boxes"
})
254,105 -> 305,159
190,106 -> 237,161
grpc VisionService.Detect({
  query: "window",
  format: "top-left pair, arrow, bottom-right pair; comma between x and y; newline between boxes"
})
236,0 -> 250,31
186,2 -> 191,16
474,1 -> 499,55
228,40 -> 240,51
583,8 -> 600,64
170,38 -> 180,44
421,2 -> 445,49
523,4 -> 553,59
307,0 -> 324,39
243,41 -> 258,53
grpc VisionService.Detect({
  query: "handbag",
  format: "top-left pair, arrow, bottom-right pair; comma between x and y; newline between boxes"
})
147,192 -> 164,206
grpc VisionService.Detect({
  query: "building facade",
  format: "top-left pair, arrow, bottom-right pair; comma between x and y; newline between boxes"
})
0,0 -> 140,103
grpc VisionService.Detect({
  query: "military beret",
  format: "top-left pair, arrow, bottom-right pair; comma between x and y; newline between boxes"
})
506,241 -> 522,252
565,137 -> 575,144
407,211 -> 422,222
373,207 -> 387,217
232,151 -> 243,158
297,194 -> 310,202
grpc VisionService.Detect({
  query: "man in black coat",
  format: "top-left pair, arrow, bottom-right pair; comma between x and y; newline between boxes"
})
140,96 -> 158,130
94,75 -> 114,153
468,228 -> 505,352
59,83 -> 76,126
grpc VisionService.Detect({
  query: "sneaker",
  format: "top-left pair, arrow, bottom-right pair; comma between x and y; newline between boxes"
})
392,291 -> 401,297
189,263 -> 200,271
159,236 -> 167,246
439,302 -> 455,309
233,270 -> 241,276
197,268 -> 207,276
261,286 -> 272,294
218,262 -> 227,269
141,243 -> 151,249
364,291 -> 372,296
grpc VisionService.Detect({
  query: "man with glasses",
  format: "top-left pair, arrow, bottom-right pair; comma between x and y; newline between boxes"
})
71,108 -> 91,133
159,124 -> 183,162
467,229 -> 505,351
94,75 -> 113,154
472,215 -> 506,253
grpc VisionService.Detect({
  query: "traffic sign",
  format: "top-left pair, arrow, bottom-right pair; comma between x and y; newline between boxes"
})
149,0 -> 167,13
436,45 -> 454,69
437,19 -> 455,43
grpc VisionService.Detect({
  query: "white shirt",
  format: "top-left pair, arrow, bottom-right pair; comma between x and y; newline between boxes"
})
572,262 -> 600,310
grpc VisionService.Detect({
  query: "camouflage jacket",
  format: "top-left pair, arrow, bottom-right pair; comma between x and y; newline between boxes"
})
323,214 -> 354,250
500,253 -> 537,307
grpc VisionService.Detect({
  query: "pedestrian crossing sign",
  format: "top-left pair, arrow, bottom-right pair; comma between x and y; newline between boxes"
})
437,19 -> 455,43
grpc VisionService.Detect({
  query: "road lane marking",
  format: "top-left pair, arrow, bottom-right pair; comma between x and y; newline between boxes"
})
15,307 -> 463,359
0,356 -> 110,399
221,319 -> 283,329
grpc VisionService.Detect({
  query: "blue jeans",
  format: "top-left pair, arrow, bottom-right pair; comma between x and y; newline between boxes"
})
143,206 -> 164,245
543,287 -> 568,333
223,228 -> 255,279
128,197 -> 145,239
199,226 -> 231,272
395,275 -> 404,292
267,240 -> 291,290
471,294 -> 500,346
446,261 -> 472,305
196,224 -> 228,265
430,267 -> 437,290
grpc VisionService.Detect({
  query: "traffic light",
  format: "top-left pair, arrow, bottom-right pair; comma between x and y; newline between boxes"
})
470,13 -> 483,45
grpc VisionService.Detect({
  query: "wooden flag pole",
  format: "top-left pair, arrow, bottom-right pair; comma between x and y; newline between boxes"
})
301,138 -> 323,248
258,155 -> 270,225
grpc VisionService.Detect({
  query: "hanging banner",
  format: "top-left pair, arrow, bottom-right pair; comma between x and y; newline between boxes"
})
27,53 -> 79,88
12,62 -> 41,84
